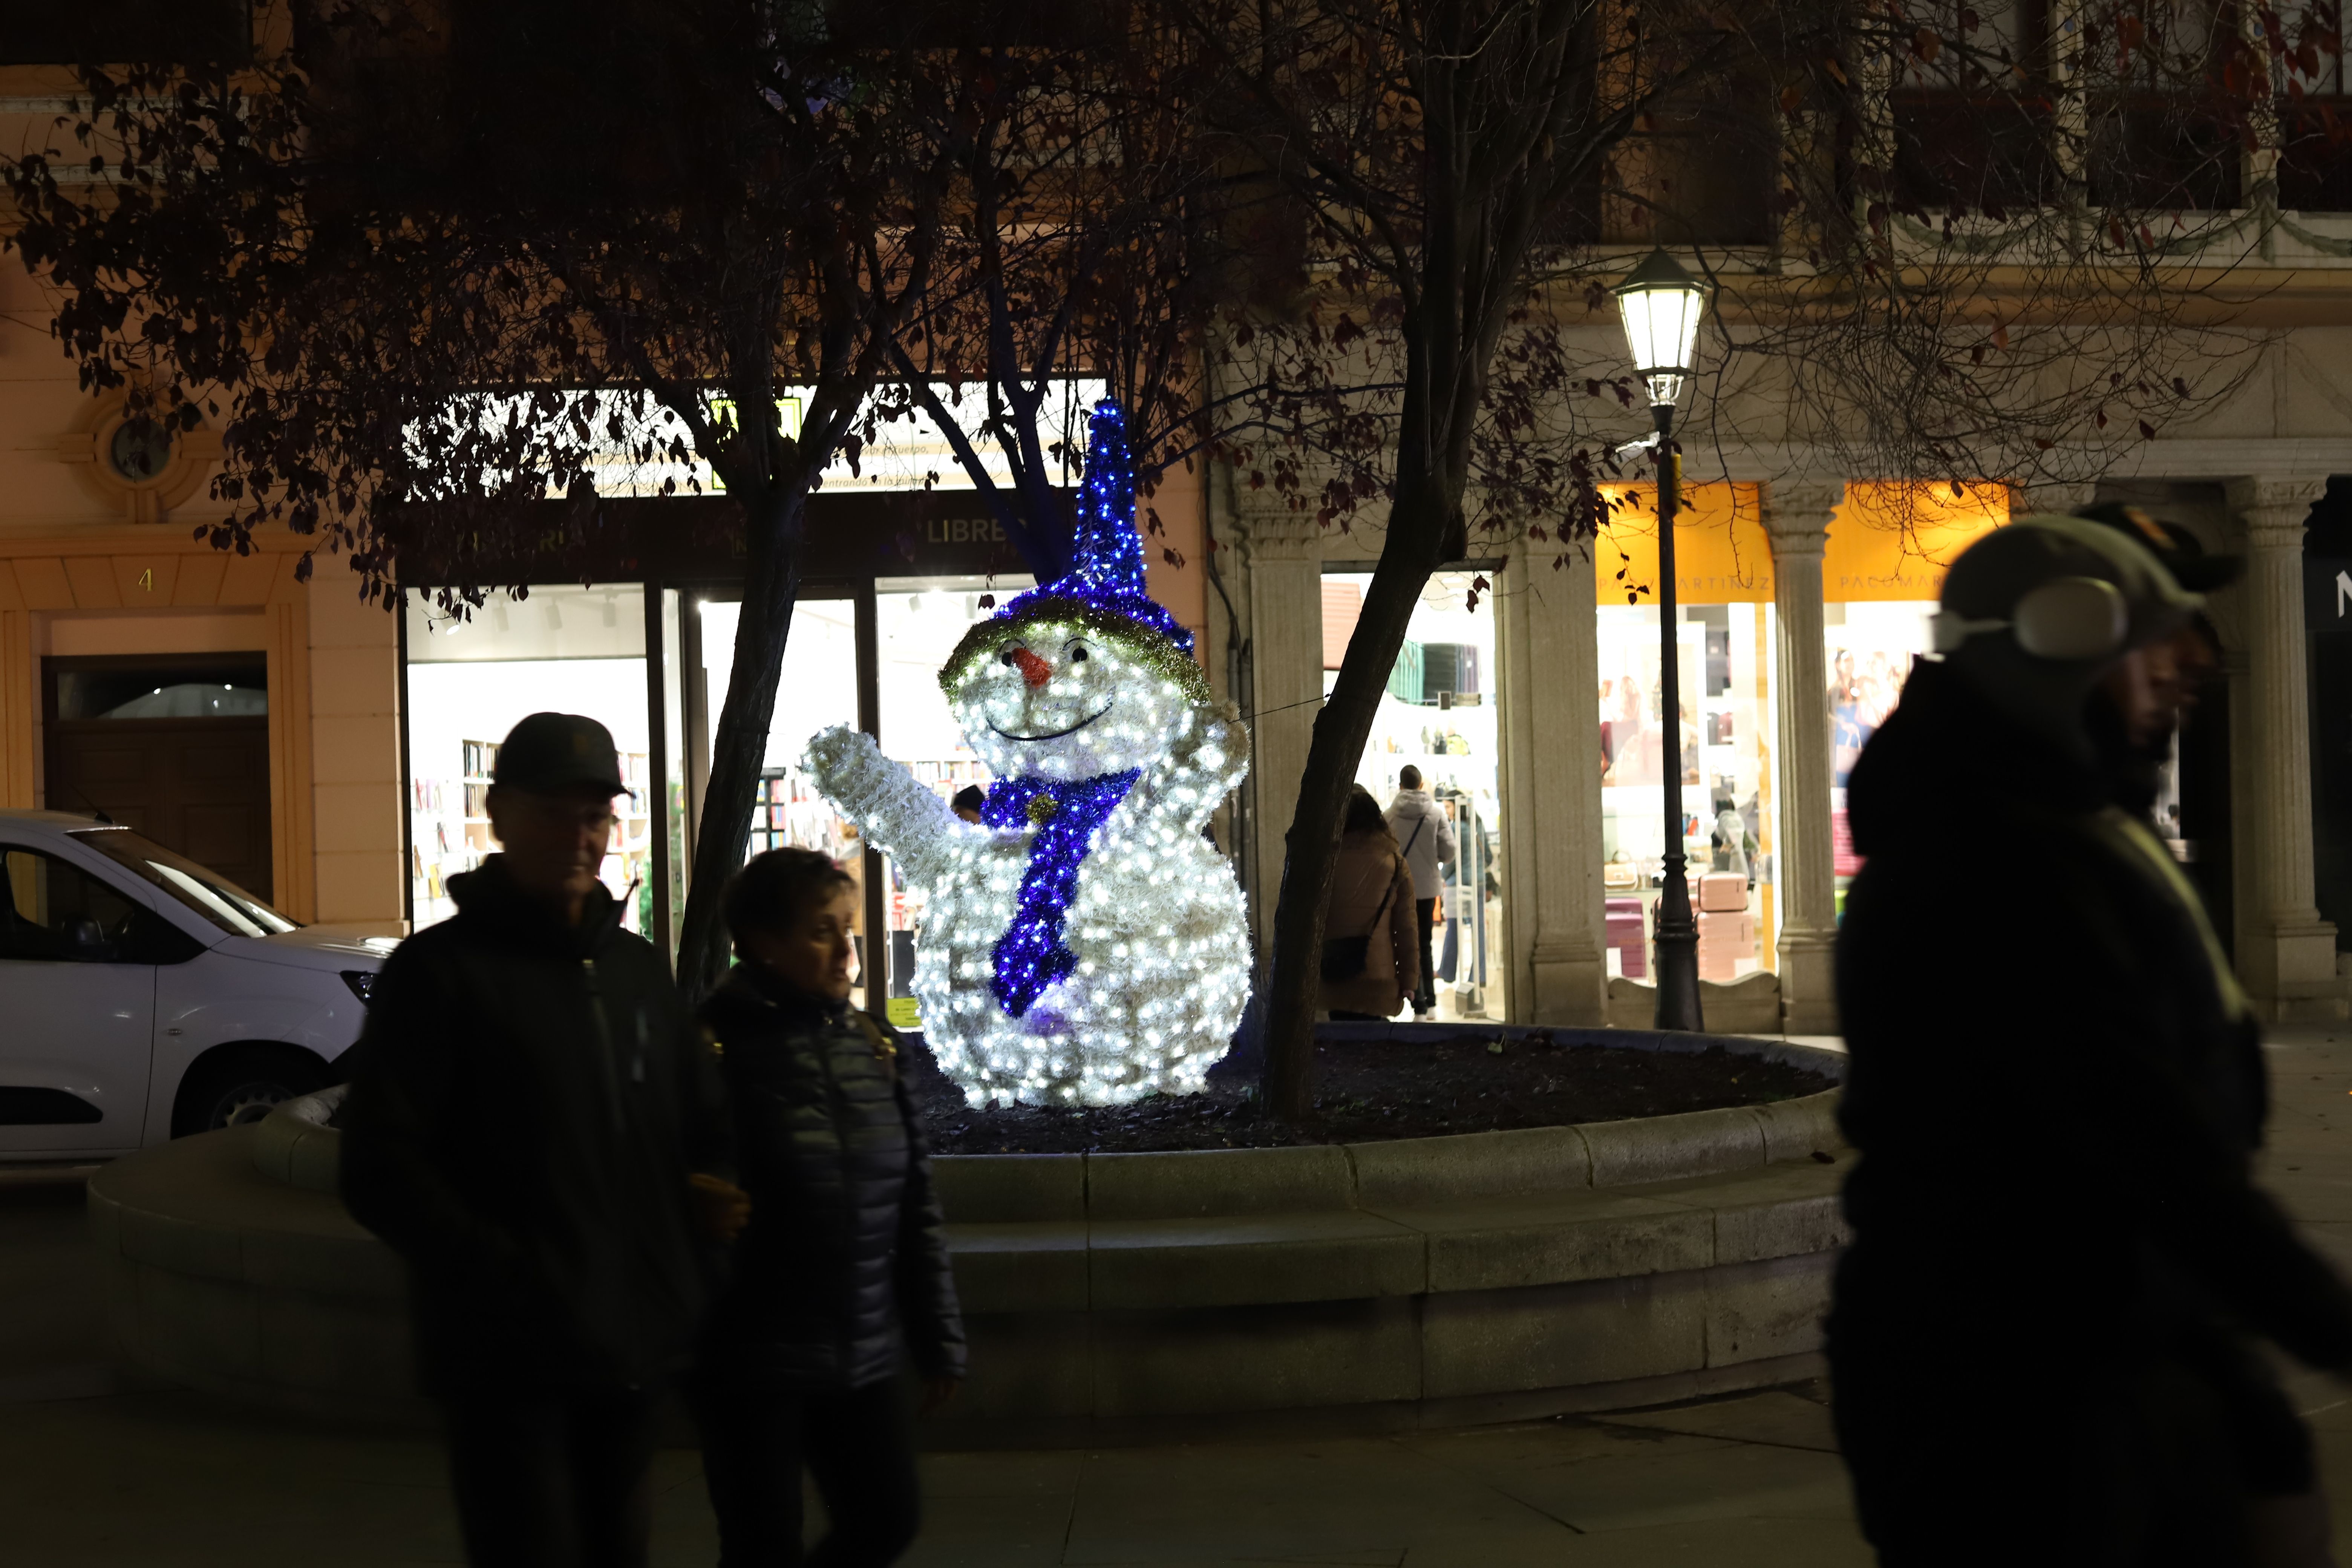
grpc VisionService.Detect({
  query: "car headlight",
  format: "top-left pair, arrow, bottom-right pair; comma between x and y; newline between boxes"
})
340,970 -> 377,1005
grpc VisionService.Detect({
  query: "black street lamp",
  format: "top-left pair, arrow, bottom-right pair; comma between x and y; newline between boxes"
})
1612,249 -> 1712,1034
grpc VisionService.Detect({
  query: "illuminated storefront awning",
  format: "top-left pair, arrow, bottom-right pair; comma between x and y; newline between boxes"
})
1591,480 -> 2007,605
1594,484 -> 1773,605
1824,483 -> 2007,600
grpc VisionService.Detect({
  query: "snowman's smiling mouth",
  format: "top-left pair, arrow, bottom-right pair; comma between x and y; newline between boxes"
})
991,703 -> 1113,742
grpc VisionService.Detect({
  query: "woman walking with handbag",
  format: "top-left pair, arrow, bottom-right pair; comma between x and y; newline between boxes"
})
1319,786 -> 1422,1022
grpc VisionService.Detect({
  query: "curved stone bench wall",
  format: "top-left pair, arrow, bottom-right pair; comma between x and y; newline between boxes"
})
87,1029 -> 1850,1439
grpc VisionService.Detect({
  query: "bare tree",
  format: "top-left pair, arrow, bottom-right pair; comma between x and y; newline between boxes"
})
1167,0 -> 2316,1118
879,18 -> 1230,571
3,0 -> 969,993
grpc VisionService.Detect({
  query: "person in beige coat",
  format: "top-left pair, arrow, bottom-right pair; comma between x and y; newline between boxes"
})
1320,786 -> 1423,1021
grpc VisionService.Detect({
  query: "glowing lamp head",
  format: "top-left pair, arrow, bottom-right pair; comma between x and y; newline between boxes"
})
1611,248 -> 1710,410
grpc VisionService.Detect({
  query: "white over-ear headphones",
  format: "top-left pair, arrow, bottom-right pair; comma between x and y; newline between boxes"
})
1929,576 -> 2130,661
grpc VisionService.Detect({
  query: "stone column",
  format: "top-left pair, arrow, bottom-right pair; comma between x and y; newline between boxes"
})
2228,475 -> 2343,1020
1497,536 -> 1609,1025
1239,520 -> 1325,962
1764,479 -> 1845,1035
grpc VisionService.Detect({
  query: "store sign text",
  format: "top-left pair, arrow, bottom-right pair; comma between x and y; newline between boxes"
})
927,516 -> 1010,545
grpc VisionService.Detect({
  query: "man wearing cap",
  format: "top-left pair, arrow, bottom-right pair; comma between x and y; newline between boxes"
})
1827,519 -> 2352,1565
342,712 -> 747,1568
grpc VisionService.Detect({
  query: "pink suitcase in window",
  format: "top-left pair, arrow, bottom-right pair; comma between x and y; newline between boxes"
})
1697,908 -> 1753,981
1698,873 -> 1749,913
1604,896 -> 1647,980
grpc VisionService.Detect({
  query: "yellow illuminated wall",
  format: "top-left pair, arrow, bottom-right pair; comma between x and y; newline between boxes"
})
1591,480 -> 2007,605
1594,484 -> 1773,605
1824,482 -> 2008,600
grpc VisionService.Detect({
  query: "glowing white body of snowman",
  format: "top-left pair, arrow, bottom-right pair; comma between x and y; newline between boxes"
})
805,602 -> 1250,1106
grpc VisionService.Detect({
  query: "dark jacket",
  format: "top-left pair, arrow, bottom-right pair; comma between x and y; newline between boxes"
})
697,967 -> 965,1389
1828,660 -> 2352,1559
339,858 -> 723,1394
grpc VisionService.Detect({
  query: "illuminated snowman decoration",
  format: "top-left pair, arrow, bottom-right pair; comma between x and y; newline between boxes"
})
805,402 -> 1250,1105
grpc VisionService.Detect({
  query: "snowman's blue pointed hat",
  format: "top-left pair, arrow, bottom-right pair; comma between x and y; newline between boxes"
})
995,400 -> 1193,655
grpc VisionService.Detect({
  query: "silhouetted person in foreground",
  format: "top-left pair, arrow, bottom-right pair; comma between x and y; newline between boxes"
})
1829,518 -> 2352,1568
690,847 -> 965,1568
341,712 -> 746,1568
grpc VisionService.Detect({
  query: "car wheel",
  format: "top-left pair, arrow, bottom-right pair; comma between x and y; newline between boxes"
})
172,1047 -> 328,1138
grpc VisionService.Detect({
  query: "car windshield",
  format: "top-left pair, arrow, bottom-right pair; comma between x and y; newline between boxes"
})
69,828 -> 300,939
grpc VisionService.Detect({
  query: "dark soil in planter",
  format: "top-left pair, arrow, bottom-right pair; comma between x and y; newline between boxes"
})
910,1033 -> 1833,1155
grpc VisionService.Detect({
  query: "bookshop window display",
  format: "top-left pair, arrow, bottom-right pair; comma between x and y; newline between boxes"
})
699,596 -> 862,864
697,577 -> 1032,1021
405,585 -> 655,933
1325,570 -> 1508,1022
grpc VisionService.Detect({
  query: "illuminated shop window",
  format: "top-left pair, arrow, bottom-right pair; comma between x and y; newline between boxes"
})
404,586 -> 652,934
1593,484 -> 1778,988
1823,484 -> 2007,912
1325,569 -> 1508,1022
695,579 -> 1032,1017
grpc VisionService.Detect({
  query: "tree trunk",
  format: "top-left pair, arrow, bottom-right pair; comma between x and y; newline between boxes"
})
1259,485 -> 1453,1119
675,484 -> 807,1002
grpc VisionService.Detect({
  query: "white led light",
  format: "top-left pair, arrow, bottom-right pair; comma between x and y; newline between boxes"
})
805,623 -> 1250,1107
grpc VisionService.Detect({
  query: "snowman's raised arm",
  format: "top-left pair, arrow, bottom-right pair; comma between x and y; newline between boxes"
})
802,726 -> 960,881
1139,701 -> 1251,835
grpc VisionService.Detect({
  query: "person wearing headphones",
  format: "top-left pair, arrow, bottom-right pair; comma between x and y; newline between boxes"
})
1827,517 -> 2352,1567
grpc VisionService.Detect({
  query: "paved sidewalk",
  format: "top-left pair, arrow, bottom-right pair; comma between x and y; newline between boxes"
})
5,1026 -> 2352,1566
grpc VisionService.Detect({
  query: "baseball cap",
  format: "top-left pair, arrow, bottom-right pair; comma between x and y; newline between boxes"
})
2072,502 -> 2244,591
492,712 -> 626,796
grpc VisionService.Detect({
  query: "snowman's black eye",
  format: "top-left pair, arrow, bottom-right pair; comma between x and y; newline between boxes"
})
1067,640 -> 1090,663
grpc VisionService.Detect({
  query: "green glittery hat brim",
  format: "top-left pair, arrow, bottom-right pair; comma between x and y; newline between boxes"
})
941,595 -> 1211,706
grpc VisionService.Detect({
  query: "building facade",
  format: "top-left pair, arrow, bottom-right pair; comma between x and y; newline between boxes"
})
1207,318 -> 2352,1032
10,46 -> 2352,1034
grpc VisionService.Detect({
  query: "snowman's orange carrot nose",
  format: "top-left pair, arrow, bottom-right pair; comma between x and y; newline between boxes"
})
1008,647 -> 1054,688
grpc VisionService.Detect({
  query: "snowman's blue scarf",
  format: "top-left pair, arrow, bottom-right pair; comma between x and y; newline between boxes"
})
980,769 -> 1142,1017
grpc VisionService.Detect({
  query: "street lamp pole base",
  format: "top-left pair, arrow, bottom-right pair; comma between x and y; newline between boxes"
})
1652,865 -> 1706,1033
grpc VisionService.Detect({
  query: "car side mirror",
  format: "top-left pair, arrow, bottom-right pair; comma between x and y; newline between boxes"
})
65,917 -> 114,960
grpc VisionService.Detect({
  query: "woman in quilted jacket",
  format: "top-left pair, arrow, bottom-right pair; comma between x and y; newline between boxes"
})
690,847 -> 965,1568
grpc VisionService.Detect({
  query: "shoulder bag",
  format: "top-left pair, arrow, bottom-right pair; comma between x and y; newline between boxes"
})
1321,820 -> 1421,983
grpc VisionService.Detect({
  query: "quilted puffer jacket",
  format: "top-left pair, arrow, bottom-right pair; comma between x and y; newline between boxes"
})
695,967 -> 965,1389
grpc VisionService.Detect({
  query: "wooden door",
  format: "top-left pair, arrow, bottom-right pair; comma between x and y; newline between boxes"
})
43,656 -> 275,902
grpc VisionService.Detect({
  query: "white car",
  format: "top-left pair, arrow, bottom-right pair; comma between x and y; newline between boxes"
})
0,809 -> 395,1159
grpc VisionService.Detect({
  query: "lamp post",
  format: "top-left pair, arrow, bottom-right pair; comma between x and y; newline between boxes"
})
1612,249 -> 1712,1034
